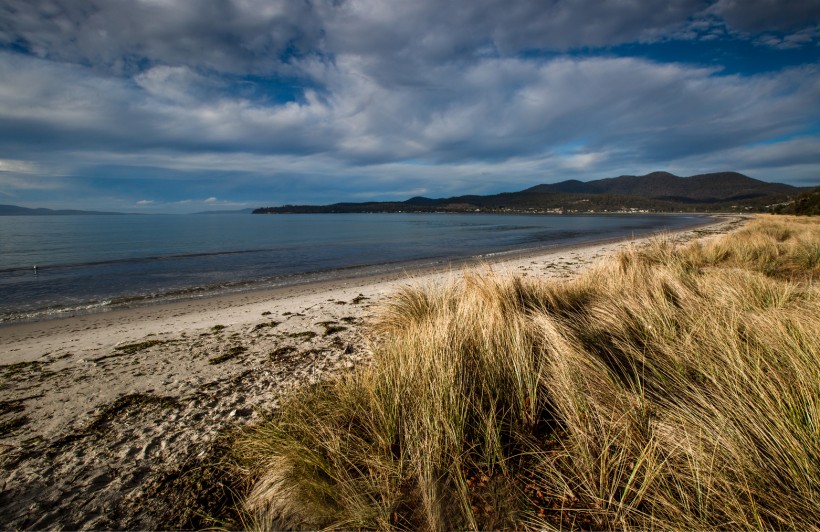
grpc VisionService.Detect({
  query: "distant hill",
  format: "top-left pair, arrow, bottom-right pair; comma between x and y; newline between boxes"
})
0,204 -> 126,216
770,186 -> 820,216
524,171 -> 798,202
254,172 -> 809,214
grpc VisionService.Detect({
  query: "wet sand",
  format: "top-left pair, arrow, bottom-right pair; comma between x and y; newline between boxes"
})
0,215 -> 744,529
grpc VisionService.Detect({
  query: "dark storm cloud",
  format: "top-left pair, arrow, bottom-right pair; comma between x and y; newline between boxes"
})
3,0 -> 814,78
0,0 -> 324,74
711,0 -> 820,32
324,0 -> 709,59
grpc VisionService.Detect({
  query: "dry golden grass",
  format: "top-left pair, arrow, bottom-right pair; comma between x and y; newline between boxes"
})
236,215 -> 820,530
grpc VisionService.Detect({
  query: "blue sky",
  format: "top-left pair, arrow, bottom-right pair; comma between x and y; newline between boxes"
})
0,0 -> 818,213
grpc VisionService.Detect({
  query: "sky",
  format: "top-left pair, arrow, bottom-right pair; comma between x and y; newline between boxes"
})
0,0 -> 818,213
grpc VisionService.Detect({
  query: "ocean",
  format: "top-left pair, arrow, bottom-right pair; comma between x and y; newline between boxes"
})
0,212 -> 708,323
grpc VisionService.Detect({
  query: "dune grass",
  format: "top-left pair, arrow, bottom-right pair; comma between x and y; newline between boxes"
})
236,215 -> 819,530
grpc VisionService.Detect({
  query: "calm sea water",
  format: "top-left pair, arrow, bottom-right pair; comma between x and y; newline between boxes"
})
0,213 -> 708,323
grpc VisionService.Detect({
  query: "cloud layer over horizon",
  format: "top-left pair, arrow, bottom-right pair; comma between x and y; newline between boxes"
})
1,0 -> 818,211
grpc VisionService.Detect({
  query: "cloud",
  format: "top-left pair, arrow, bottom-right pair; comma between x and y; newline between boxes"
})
323,0 -> 709,60
709,0 -> 820,33
0,158 -> 38,174
0,158 -> 67,195
1,49 -> 817,186
134,65 -> 225,104
2,0 -> 815,83
317,56 -> 820,167
0,0 -> 817,209
136,199 -> 154,205
0,0 -> 323,75
204,196 -> 218,204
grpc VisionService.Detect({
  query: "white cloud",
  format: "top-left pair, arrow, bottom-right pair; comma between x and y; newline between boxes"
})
0,158 -> 38,174
562,151 -> 609,171
204,196 -> 218,204
134,66 -> 222,104
2,49 -> 817,193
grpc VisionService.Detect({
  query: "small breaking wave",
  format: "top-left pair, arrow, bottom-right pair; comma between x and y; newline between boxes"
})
0,300 -> 113,324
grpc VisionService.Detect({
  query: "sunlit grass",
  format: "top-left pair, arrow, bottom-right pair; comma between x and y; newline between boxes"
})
236,215 -> 819,530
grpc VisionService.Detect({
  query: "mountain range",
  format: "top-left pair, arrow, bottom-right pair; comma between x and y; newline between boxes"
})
0,205 -> 255,216
254,172 -> 808,214
0,204 -> 126,216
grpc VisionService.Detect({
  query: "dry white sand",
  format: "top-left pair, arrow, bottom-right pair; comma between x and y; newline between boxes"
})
0,215 -> 745,529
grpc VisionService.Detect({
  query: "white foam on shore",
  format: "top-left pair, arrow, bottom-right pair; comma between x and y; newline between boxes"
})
0,300 -> 113,324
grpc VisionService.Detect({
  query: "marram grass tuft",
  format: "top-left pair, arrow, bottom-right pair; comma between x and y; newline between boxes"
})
236,215 -> 819,530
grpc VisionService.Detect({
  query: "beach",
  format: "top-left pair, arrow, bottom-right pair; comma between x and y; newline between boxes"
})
0,215 -> 743,529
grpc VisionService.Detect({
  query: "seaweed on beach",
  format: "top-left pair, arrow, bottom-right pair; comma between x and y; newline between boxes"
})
86,394 -> 181,434
323,325 -> 347,336
209,345 -> 247,365
270,346 -> 298,362
315,320 -> 349,336
0,414 -> 29,436
111,432 -> 245,530
0,400 -> 26,417
329,337 -> 354,353
230,370 -> 256,386
252,321 -> 280,331
287,331 -> 318,341
0,361 -> 54,388
115,339 -> 167,354
95,339 -> 169,361
0,360 -> 48,377
43,393 -> 180,449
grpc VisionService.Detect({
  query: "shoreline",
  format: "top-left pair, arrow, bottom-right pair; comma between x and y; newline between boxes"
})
0,214 -> 727,356
0,214 -> 744,530
1,213 -> 720,329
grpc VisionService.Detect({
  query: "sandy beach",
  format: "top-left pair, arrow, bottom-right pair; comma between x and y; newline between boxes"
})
0,215 -> 744,529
